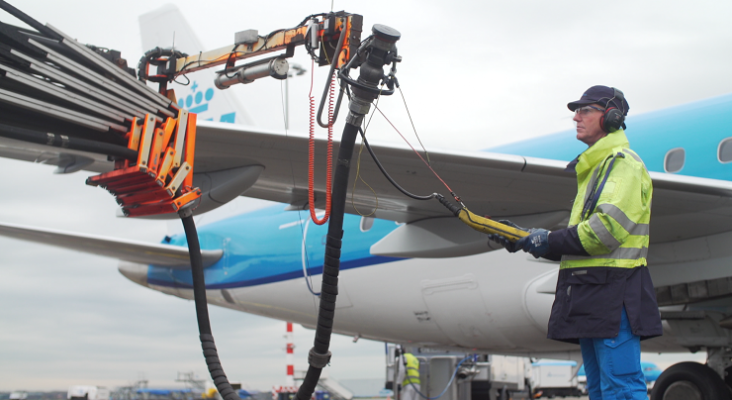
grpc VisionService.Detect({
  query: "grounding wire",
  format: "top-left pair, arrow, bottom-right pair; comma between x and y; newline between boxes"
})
358,127 -> 435,201
373,104 -> 461,202
397,86 -> 431,164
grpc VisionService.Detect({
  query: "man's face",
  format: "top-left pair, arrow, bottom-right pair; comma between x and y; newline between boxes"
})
573,104 -> 606,146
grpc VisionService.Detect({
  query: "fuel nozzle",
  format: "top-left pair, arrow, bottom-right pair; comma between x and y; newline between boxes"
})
343,24 -> 401,126
352,24 -> 401,99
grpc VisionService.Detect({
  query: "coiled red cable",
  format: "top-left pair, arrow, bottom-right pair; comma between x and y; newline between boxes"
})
308,61 -> 335,225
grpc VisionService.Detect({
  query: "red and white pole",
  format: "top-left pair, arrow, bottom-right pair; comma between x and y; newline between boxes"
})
286,322 -> 295,387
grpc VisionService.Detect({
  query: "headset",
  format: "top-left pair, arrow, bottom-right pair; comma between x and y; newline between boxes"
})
600,87 -> 626,133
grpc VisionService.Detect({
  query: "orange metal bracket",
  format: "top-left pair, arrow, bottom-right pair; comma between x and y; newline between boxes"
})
87,110 -> 202,217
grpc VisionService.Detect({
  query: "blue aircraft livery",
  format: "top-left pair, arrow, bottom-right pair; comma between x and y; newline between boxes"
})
148,207 -> 402,289
178,81 -> 236,123
489,93 -> 732,180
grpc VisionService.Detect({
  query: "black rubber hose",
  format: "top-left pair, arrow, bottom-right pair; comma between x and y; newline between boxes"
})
358,128 -> 435,201
435,194 -> 462,216
295,122 -> 360,400
137,47 -> 187,83
180,214 -> 238,400
0,123 -> 137,160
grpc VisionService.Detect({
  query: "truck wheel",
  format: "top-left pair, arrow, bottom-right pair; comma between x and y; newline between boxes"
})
650,362 -> 730,400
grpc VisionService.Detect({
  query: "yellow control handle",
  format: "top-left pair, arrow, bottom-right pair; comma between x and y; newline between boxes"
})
457,208 -> 530,242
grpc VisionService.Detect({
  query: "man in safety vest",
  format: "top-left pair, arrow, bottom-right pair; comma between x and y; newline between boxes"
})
396,352 -> 420,400
489,86 -> 662,400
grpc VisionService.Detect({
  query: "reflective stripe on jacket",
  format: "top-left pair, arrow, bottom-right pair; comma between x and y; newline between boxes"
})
560,129 -> 652,269
547,130 -> 662,342
401,353 -> 420,386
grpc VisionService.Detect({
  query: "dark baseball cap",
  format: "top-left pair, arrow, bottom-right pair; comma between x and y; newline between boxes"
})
567,85 -> 630,116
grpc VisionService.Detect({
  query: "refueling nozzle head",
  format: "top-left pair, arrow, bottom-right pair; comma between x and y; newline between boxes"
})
372,24 -> 401,46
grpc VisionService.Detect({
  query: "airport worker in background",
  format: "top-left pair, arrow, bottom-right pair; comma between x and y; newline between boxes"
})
488,85 -> 662,400
395,351 -> 420,400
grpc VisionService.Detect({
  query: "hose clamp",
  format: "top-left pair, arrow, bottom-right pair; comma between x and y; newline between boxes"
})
308,348 -> 332,369
178,207 -> 194,218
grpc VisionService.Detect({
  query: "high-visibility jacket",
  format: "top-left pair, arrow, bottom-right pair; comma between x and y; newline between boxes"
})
401,353 -> 420,386
560,129 -> 652,269
547,130 -> 662,342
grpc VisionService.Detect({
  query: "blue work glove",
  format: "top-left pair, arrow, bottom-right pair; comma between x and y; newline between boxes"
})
486,220 -> 527,253
516,229 -> 551,258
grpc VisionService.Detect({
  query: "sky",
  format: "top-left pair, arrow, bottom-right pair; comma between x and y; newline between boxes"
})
1,0 -> 730,391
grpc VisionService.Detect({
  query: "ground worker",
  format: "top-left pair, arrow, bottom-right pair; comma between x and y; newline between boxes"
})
489,85 -> 663,400
396,351 -> 420,400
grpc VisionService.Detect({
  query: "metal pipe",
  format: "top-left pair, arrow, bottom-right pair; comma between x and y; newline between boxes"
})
0,122 -> 137,160
214,58 -> 289,89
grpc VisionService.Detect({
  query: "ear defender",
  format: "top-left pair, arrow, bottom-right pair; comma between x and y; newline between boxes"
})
600,87 -> 626,133
601,107 -> 624,133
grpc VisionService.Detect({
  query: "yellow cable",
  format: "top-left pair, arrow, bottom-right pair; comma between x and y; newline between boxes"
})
351,139 -> 378,217
320,34 -> 331,65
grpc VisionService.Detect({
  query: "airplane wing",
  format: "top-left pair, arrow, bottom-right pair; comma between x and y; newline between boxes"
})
0,221 -> 222,269
4,119 -> 732,248
5,3 -> 730,249
189,121 -> 732,245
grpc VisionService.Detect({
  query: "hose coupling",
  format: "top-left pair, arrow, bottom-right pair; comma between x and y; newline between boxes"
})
308,348 -> 332,369
435,193 -> 461,216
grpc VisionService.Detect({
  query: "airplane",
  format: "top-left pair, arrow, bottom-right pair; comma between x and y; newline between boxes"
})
1,3 -> 732,399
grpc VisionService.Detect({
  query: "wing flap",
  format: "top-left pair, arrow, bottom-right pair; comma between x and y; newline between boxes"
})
0,221 -> 222,269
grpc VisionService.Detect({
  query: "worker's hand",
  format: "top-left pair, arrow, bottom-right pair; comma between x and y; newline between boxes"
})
516,229 -> 551,258
487,220 -> 527,253
487,233 -> 522,252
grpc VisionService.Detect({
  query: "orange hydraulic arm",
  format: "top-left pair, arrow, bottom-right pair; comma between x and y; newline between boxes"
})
139,12 -> 363,86
89,12 -> 363,218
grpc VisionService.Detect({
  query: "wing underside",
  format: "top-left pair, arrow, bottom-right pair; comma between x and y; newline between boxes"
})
191,121 -> 732,245
0,221 -> 222,269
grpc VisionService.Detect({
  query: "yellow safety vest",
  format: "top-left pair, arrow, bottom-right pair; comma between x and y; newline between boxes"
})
401,353 -> 420,386
560,130 -> 652,269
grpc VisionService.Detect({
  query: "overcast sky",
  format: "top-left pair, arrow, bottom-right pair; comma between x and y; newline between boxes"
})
2,0 -> 729,391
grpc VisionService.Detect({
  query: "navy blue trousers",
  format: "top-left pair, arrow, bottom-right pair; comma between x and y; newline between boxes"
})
579,307 -> 647,400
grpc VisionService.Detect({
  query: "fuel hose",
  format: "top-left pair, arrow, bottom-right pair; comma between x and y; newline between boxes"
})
295,122 -> 359,400
295,24 -> 402,400
180,210 -> 239,400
